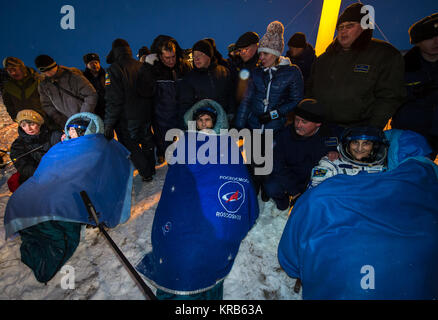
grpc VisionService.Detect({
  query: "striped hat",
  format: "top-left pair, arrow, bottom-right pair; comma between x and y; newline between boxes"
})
34,55 -> 57,72
2,57 -> 25,69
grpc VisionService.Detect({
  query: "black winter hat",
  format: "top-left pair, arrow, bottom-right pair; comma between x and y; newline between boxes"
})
112,38 -> 130,49
235,31 -> 260,48
288,32 -> 307,48
192,40 -> 214,58
35,54 -> 57,72
337,2 -> 366,28
83,53 -> 100,64
294,99 -> 325,123
409,13 -> 438,44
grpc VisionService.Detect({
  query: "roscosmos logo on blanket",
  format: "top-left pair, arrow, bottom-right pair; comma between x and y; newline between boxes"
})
218,181 -> 246,214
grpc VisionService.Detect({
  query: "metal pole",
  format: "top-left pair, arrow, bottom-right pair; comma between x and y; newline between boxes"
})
80,190 -> 157,300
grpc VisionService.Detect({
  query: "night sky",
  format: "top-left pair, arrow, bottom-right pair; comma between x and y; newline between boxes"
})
1,0 -> 437,69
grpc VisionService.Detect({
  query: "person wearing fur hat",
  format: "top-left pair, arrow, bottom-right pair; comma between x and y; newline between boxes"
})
391,12 -> 438,157
306,2 -> 406,130
82,53 -> 106,120
1,57 -> 58,129
104,38 -> 156,182
178,39 -> 236,125
36,54 -> 98,128
285,32 -> 316,83
262,99 -> 339,211
9,109 -> 62,186
234,20 -> 304,196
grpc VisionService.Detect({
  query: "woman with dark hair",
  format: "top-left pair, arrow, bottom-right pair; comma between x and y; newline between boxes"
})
308,126 -> 389,189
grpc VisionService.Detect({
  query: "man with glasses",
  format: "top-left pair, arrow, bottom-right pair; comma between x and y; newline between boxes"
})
229,31 -> 261,106
306,2 -> 405,131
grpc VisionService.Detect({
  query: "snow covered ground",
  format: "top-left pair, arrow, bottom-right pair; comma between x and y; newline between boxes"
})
0,99 -> 301,300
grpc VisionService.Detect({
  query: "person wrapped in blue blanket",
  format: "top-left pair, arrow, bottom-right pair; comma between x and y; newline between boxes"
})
136,99 -> 259,300
4,112 -> 134,283
278,128 -> 438,299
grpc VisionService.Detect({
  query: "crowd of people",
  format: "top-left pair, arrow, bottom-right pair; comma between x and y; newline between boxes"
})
1,2 -> 438,299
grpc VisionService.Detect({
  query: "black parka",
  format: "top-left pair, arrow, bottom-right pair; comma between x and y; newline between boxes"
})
104,46 -> 155,133
307,31 -> 406,129
178,58 -> 235,125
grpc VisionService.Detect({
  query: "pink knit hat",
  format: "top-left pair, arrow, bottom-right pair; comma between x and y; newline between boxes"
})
258,21 -> 285,57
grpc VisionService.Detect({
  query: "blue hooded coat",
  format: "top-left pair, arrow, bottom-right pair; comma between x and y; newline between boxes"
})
136,100 -> 259,294
278,129 -> 438,299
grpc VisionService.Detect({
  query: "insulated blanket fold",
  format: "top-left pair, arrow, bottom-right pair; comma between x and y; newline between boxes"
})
4,134 -> 134,239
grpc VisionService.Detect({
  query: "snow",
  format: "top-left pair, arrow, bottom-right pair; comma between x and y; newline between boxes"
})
0,99 -> 301,300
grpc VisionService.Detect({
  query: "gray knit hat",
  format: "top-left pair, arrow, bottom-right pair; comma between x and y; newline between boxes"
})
258,21 -> 285,57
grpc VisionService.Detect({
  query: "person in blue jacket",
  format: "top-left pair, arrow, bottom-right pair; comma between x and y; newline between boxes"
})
136,99 -> 259,300
234,20 -> 304,196
278,128 -> 438,299
234,21 -> 303,132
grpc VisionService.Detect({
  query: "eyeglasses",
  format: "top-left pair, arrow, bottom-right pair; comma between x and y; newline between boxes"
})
337,22 -> 359,31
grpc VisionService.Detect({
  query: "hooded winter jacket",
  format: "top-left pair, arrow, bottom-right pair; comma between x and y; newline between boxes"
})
38,66 -> 97,127
234,56 -> 304,132
307,31 -> 406,129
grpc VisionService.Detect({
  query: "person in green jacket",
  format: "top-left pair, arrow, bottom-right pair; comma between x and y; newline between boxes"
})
1,57 -> 58,129
306,2 -> 406,130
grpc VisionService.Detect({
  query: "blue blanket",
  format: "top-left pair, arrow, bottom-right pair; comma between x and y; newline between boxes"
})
278,130 -> 438,299
136,132 -> 259,294
5,134 -> 134,239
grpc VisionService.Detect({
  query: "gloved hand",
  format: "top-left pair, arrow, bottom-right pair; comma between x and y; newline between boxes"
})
104,126 -> 114,140
258,110 -> 279,124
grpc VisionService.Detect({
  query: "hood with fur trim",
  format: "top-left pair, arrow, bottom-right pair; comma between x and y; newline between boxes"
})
64,112 -> 104,140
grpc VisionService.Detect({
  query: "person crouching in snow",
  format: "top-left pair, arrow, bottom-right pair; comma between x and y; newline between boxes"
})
308,126 -> 389,189
9,109 -> 62,190
136,99 -> 259,300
